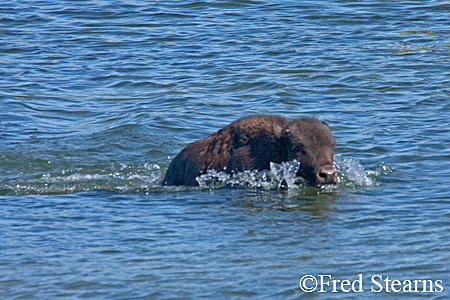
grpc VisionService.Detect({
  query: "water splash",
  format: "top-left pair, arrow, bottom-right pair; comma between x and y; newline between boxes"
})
333,155 -> 394,188
196,160 -> 304,190
196,156 -> 394,190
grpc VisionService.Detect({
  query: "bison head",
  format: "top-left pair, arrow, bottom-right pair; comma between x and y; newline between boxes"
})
276,117 -> 338,186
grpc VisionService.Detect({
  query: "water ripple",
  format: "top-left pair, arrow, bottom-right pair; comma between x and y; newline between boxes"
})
1,1 -> 450,299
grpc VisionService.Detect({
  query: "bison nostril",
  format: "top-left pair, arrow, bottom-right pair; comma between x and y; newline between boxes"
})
317,168 -> 338,184
319,171 -> 334,179
319,171 -> 328,179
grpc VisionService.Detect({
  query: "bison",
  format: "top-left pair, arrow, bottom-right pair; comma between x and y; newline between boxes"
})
163,114 -> 338,187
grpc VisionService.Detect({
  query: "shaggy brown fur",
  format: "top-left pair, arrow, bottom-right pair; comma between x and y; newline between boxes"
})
163,114 -> 337,186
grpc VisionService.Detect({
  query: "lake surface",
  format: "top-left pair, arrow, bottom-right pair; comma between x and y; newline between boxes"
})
1,1 -> 449,299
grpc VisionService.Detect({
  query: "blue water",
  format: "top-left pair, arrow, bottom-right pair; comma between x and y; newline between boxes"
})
1,1 -> 449,299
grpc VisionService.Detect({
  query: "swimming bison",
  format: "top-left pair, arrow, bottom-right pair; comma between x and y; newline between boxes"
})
163,114 -> 338,187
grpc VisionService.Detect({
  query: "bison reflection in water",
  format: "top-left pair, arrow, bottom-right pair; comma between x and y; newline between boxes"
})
163,114 -> 338,187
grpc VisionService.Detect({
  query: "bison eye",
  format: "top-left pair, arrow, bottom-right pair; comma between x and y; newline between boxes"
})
293,146 -> 305,154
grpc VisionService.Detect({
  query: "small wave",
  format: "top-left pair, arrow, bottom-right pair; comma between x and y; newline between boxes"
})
0,163 -> 164,195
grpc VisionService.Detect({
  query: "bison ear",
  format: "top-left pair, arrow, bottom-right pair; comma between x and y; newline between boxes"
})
272,122 -> 284,138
